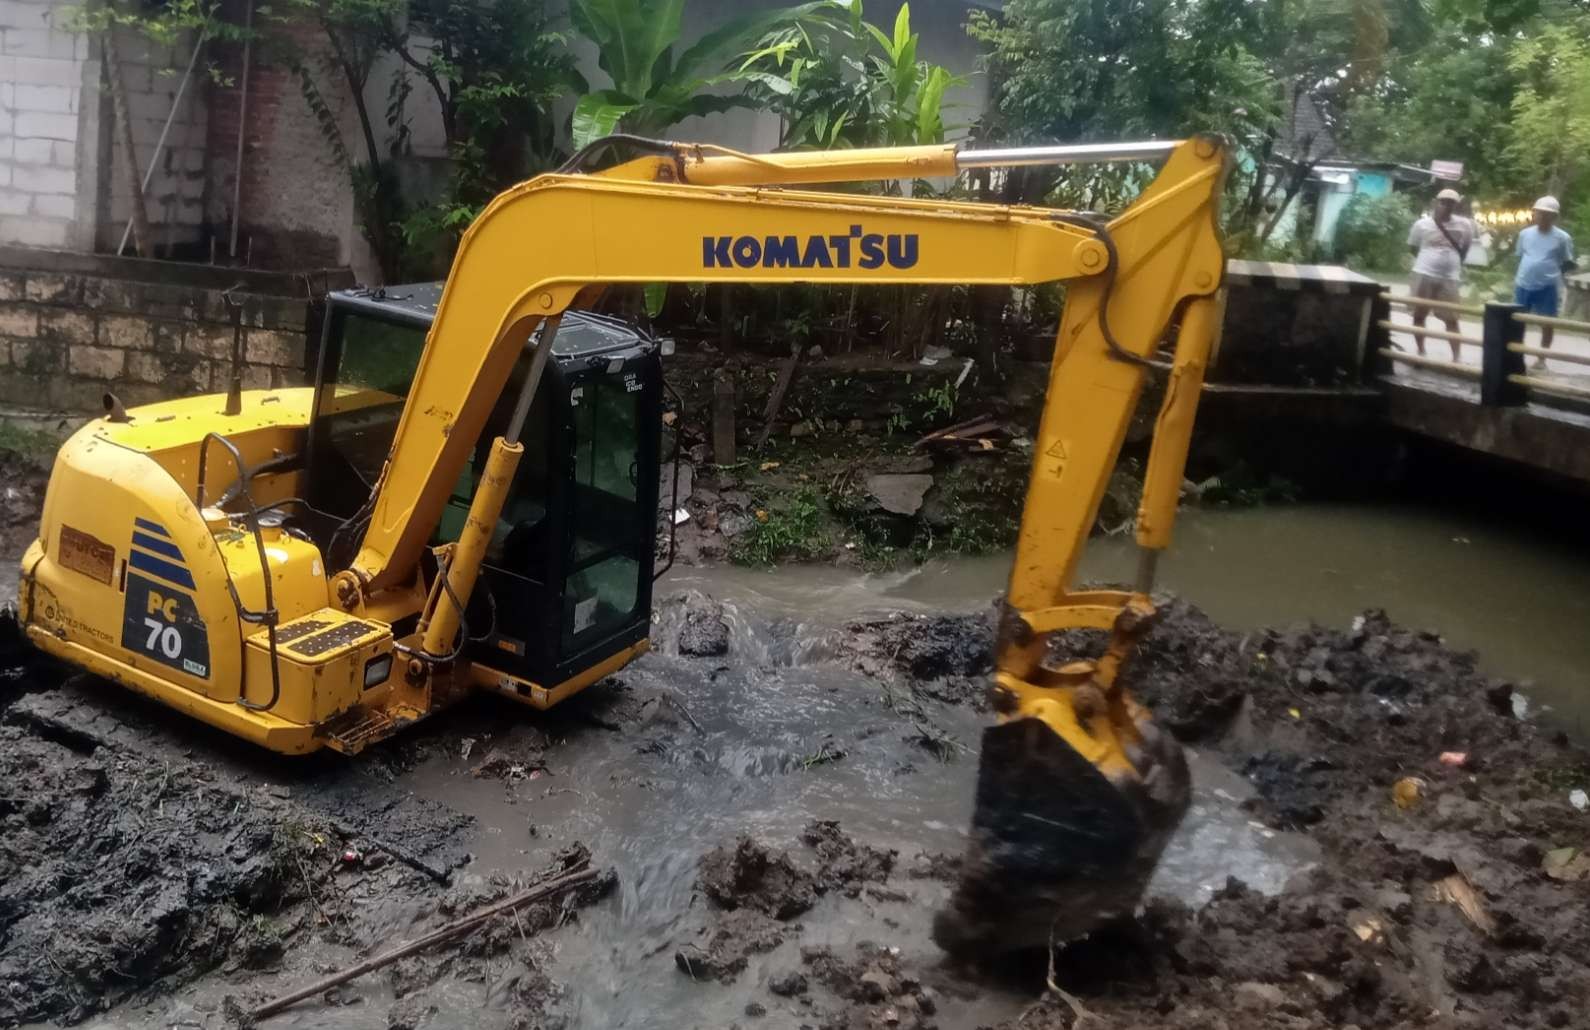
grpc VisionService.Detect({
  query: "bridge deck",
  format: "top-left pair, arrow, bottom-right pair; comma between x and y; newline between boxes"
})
1380,368 -> 1590,484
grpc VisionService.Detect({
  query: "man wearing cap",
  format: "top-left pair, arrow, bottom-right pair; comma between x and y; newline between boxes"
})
1406,188 -> 1475,360
1514,196 -> 1576,367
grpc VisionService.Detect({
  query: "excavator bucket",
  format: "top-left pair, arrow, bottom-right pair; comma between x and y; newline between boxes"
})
933,711 -> 1191,956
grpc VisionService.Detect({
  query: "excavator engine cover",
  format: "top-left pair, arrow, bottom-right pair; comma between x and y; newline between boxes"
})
934,713 -> 1191,956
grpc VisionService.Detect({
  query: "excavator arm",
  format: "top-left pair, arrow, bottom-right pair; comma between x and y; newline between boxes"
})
343,136 -> 1228,952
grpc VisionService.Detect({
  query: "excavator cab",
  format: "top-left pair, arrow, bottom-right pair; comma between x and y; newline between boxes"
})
304,285 -> 664,695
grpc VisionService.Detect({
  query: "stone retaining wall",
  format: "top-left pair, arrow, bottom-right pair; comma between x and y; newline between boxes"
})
0,247 -> 350,412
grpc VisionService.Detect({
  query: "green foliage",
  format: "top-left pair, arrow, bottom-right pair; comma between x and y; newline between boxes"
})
1345,35 -> 1517,198
567,0 -> 836,149
392,0 -> 580,267
65,0 -> 251,63
1345,7 -> 1590,222
1334,192 -> 1418,272
742,2 -> 965,149
729,488 -> 832,566
1506,24 -> 1590,208
0,421 -> 68,461
966,0 -> 1284,224
967,0 -> 1282,147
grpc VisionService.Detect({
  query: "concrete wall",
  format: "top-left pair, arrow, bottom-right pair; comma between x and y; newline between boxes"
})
0,1 -> 207,255
0,0 -> 93,249
204,3 -> 359,271
0,246 -> 343,412
4,0 -> 991,280
100,27 -> 209,255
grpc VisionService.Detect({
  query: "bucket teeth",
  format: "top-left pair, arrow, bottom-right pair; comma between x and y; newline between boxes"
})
933,716 -> 1190,956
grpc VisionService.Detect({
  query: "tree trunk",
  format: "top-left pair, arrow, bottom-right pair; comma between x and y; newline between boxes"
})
103,31 -> 152,258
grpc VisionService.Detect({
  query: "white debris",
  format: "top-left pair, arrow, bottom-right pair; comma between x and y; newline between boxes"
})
1570,789 -> 1588,812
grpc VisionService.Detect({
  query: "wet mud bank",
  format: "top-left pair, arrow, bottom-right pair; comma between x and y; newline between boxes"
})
0,667 -> 614,1029
0,431 -> 1586,1029
821,601 -> 1590,1029
2,591 -> 1587,1029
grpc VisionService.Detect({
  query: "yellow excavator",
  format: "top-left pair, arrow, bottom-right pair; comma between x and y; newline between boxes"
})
16,134 -> 1227,954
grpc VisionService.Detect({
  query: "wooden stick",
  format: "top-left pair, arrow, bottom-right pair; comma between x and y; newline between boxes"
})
331,821 -> 451,885
754,348 -> 801,451
251,865 -> 597,1021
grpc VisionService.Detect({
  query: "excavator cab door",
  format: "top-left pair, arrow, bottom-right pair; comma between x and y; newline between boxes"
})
305,286 -> 662,690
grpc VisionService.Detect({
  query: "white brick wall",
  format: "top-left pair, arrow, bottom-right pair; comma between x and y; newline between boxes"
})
103,23 -> 208,251
0,2 -> 86,249
0,2 -> 208,253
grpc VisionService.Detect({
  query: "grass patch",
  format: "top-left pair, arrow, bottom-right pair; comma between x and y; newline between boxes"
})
729,486 -> 832,566
0,420 -> 68,462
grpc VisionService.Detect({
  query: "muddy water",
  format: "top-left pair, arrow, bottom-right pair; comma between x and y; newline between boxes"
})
682,502 -> 1590,735
384,596 -> 1313,1030
58,501 -> 1590,1030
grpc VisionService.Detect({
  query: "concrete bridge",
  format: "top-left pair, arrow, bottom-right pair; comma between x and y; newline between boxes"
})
1209,260 -> 1590,487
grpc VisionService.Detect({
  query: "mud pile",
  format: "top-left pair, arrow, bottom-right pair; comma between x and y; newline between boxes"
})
739,601 -> 1590,1030
0,447 -> 49,562
0,696 -> 333,1024
678,824 -> 900,986
0,676 -> 608,1029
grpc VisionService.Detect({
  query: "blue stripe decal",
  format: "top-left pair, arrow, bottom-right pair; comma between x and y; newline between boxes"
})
134,517 -> 171,538
128,549 -> 196,589
131,532 -> 184,562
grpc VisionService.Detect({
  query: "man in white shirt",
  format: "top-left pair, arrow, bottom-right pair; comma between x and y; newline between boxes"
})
1406,188 -> 1475,360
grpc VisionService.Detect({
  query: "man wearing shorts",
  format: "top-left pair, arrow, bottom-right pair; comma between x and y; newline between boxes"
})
1406,188 -> 1474,360
1514,196 -> 1576,368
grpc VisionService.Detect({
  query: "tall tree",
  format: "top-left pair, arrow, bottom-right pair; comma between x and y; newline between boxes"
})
1505,22 -> 1590,200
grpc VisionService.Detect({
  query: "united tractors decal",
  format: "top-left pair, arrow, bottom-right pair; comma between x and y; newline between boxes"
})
702,225 -> 919,270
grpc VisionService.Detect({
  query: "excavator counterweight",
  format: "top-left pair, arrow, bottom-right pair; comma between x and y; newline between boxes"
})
16,135 -> 1227,950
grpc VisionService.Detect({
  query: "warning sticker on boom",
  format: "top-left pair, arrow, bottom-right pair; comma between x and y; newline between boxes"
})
121,572 -> 210,678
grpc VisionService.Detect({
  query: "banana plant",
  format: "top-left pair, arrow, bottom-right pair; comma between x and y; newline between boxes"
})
740,1 -> 963,149
568,0 -> 840,149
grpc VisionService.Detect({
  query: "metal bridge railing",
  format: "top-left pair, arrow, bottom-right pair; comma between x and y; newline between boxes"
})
1374,293 -> 1485,381
1502,308 -> 1590,406
1371,291 -> 1590,408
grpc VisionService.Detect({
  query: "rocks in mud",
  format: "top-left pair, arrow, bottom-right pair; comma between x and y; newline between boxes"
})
471,745 -> 549,781
699,837 -> 818,919
680,602 -> 731,657
802,820 -> 896,897
683,823 -> 903,988
675,909 -> 789,983
654,589 -> 732,657
842,611 -> 994,684
801,943 -> 938,1027
697,822 -> 898,923
1241,750 -> 1335,828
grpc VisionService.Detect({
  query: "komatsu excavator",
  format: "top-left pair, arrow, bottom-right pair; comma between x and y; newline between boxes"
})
16,135 -> 1227,953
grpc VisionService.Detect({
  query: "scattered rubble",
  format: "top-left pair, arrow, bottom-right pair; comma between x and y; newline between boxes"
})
698,837 -> 817,920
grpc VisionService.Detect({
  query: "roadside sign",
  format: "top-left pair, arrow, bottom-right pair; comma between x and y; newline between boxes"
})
1431,160 -> 1464,181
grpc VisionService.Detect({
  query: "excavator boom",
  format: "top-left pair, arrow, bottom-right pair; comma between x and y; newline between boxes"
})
18,135 -> 1227,953
339,135 -> 1226,952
